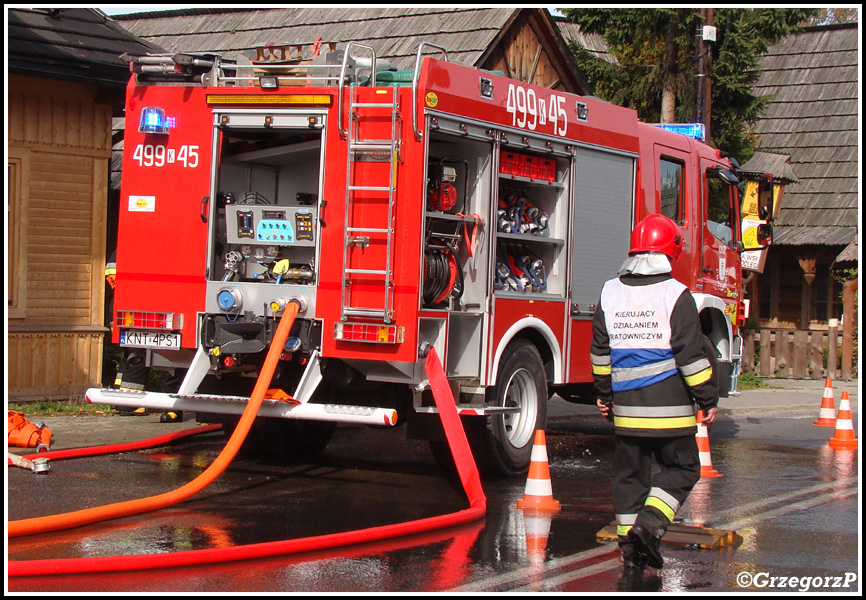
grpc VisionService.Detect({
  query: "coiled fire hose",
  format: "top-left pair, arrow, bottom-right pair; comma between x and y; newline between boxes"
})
8,303 -> 486,576
423,242 -> 463,307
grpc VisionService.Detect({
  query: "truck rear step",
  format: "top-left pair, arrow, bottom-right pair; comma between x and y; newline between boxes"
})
85,389 -> 398,427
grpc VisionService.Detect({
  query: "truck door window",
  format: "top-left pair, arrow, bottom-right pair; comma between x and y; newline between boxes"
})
659,158 -> 684,224
706,169 -> 735,247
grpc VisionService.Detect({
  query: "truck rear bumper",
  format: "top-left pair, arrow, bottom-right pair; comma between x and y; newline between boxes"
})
85,388 -> 399,427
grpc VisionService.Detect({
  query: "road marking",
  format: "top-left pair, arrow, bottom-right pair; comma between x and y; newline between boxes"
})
686,476 -> 858,530
451,543 -> 619,592
714,478 -> 859,531
454,476 -> 859,592
512,557 -> 622,591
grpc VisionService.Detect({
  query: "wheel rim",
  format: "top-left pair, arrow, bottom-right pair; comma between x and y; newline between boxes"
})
501,367 -> 539,449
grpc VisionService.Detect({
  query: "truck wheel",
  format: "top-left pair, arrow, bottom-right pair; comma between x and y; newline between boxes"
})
702,336 -> 725,396
217,416 -> 336,459
211,415 -> 266,454
481,339 -> 548,477
254,418 -> 337,459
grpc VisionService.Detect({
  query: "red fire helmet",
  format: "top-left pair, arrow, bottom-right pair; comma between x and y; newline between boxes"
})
629,214 -> 683,261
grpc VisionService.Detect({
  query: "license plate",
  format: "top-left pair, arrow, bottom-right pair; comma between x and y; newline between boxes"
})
120,330 -> 181,349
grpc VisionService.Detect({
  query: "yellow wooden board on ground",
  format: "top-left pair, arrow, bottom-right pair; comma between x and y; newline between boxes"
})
596,522 -> 743,550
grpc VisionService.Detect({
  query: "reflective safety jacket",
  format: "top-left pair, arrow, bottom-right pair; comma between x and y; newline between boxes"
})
591,273 -> 718,437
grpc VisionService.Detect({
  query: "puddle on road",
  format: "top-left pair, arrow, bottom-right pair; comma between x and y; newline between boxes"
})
8,426 -> 859,593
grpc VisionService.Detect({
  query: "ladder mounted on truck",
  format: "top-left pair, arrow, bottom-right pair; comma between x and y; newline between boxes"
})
339,43 -> 400,323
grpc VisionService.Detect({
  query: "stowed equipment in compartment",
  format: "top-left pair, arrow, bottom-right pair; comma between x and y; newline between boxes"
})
495,242 -> 548,294
213,125 -> 323,286
496,188 -> 550,237
426,157 -> 469,214
423,157 -> 478,309
493,144 -> 570,297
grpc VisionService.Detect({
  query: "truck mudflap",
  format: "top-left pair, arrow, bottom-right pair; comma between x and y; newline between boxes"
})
84,388 -> 399,427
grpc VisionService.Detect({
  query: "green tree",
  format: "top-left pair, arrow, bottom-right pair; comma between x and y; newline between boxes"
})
807,8 -> 858,25
561,8 -> 818,162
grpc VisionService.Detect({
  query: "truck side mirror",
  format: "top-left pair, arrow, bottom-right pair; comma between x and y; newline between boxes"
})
756,222 -> 773,246
708,166 -> 740,186
757,176 -> 774,221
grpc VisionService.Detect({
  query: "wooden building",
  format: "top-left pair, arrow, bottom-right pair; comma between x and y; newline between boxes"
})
746,23 -> 859,331
7,8 -> 162,399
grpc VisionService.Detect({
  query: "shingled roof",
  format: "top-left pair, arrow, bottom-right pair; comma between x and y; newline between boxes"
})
750,23 -> 859,247
554,17 -> 615,64
111,6 -> 586,91
7,7 -> 164,88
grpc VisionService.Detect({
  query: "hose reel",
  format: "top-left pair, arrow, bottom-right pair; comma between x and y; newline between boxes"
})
423,241 -> 463,307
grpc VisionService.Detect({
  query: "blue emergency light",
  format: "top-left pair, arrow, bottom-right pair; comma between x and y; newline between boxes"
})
655,123 -> 705,141
139,106 -> 169,135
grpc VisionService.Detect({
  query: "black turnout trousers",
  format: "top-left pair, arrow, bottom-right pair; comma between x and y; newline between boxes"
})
613,433 -> 701,544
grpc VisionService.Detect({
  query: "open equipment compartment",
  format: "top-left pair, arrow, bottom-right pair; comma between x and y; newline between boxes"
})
494,140 -> 571,298
422,126 -> 493,314
211,119 -> 324,288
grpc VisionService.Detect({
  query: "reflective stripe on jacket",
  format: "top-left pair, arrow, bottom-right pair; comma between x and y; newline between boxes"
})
591,273 -> 718,437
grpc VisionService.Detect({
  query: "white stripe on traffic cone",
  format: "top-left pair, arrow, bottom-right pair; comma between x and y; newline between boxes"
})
696,410 -> 721,478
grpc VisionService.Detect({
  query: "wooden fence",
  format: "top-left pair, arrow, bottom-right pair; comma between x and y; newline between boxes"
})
740,328 -> 855,381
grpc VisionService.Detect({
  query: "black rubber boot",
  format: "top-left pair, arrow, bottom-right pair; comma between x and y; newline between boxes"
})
627,524 -> 664,569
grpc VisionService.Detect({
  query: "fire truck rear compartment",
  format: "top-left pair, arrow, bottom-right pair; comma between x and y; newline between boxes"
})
211,120 -> 322,289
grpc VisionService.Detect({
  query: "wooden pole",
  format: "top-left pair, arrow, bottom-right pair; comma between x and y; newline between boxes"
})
827,319 -> 839,379
841,278 -> 858,381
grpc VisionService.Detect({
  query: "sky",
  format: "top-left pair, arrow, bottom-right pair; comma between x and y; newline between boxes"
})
99,6 -> 186,15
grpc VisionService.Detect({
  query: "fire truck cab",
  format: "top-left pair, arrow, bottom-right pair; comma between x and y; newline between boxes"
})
90,41 -> 746,475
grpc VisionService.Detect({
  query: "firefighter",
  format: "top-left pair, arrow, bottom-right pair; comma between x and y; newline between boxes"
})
590,213 -> 718,571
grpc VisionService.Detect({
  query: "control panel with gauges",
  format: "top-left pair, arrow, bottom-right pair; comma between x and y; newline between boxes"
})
226,205 -> 317,246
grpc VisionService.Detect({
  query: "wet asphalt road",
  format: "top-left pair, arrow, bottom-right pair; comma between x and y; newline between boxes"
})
7,379 -> 860,593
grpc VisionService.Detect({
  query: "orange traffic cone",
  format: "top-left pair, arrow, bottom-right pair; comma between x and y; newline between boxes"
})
828,392 -> 858,450
516,430 -> 561,511
696,410 -> 722,478
813,378 -> 837,427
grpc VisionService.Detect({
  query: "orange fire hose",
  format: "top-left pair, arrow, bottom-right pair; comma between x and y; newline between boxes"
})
7,301 -> 300,539
8,424 -> 223,467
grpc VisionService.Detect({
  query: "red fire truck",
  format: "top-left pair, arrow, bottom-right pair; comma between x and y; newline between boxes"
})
88,41 -> 751,475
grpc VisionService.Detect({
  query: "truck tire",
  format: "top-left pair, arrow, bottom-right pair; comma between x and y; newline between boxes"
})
216,416 -> 336,459
481,338 -> 548,477
702,335 -> 725,397
254,418 -> 337,459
